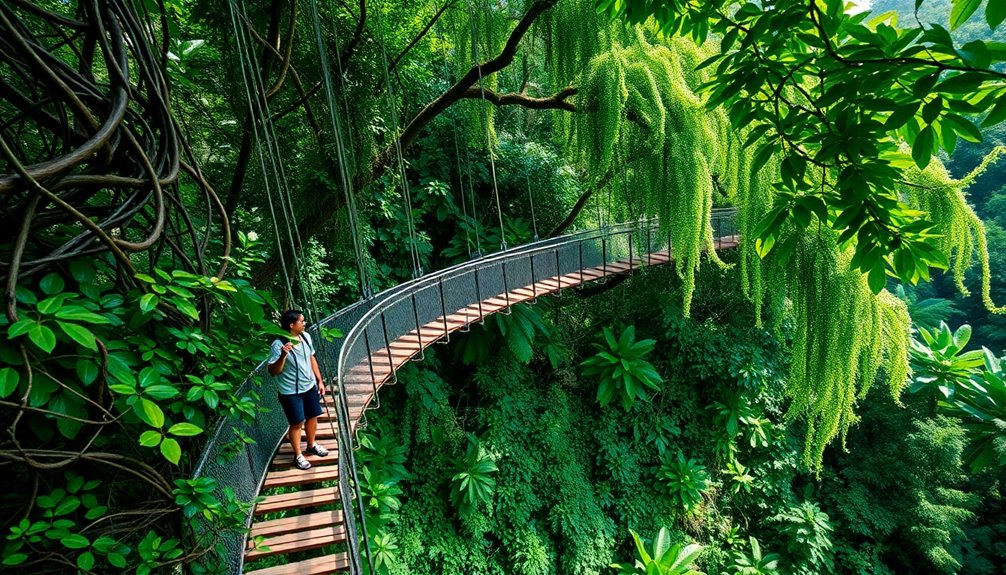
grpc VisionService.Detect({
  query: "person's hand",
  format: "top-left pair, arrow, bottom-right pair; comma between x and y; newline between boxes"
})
317,380 -> 327,396
281,342 -> 293,355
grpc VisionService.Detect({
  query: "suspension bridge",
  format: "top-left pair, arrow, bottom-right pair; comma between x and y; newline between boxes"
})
193,210 -> 739,574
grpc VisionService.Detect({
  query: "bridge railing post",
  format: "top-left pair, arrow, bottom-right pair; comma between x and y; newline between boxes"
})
474,267 -> 484,323
411,292 -> 423,361
530,253 -> 537,301
602,236 -> 607,278
363,330 -> 378,409
438,277 -> 449,343
579,241 -> 584,284
502,259 -> 511,312
628,231 -> 634,273
554,248 -> 561,293
380,313 -> 395,387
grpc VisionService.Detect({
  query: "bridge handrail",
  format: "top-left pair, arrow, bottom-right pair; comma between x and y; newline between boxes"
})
334,208 -> 739,574
190,208 -> 739,574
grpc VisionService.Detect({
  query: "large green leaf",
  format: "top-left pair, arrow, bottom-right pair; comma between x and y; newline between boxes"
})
950,0 -> 983,29
989,0 -> 1006,28
56,321 -> 97,351
28,323 -> 57,353
39,273 -> 65,295
0,368 -> 19,399
160,437 -> 181,464
134,398 -> 165,428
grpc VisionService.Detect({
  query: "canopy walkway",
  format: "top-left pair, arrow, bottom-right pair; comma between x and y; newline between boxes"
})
193,209 -> 739,575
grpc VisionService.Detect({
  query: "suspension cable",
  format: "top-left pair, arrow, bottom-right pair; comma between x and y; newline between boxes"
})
228,1 -> 294,304
234,3 -> 308,301
374,0 -> 422,277
308,0 -> 372,299
464,0 -> 506,250
436,21 -> 472,258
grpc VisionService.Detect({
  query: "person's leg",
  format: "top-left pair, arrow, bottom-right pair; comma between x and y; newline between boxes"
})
304,416 -> 316,446
278,393 -> 310,467
303,387 -> 328,456
287,422 -> 304,455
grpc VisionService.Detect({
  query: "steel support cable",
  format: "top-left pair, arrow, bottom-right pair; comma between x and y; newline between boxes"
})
374,0 -> 422,278
236,3 -> 363,570
228,1 -> 294,304
234,1 -> 311,309
435,20 -> 473,258
445,12 -> 483,257
309,0 -> 372,300
464,0 -> 506,250
509,40 -> 539,241
306,0 -> 373,572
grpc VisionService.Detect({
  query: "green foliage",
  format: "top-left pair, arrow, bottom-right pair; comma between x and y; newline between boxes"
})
785,243 -> 913,469
598,0 -> 1006,291
771,502 -> 834,575
366,530 -> 401,575
0,236 -> 278,570
569,31 -> 731,316
730,537 -> 780,575
453,303 -> 560,366
449,437 -> 498,518
657,451 -> 710,514
909,322 -> 985,402
824,395 -> 980,574
610,528 -> 704,575
582,326 -> 663,411
911,323 -> 1006,470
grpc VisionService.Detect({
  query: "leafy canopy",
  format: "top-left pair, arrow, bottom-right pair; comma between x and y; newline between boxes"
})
597,0 -> 1006,295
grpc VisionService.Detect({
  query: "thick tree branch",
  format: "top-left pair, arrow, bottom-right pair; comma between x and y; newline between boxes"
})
340,0 -> 366,66
460,85 -> 576,111
372,0 -> 559,177
253,0 -> 561,287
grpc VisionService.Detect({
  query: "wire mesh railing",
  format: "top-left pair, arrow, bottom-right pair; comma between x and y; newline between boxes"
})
335,209 -> 738,574
191,208 -> 739,574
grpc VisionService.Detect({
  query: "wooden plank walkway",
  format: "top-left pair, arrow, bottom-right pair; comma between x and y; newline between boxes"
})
242,238 -> 738,574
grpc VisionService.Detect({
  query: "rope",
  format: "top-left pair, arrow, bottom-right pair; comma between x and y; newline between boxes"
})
437,21 -> 472,258
308,0 -> 372,299
235,3 -> 307,301
228,1 -> 294,305
375,0 -> 422,277
511,44 -> 539,241
464,0 -> 506,250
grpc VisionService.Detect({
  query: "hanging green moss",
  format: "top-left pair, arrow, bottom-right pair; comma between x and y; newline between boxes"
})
898,146 -> 1006,313
533,12 -> 1005,470
568,31 -> 734,315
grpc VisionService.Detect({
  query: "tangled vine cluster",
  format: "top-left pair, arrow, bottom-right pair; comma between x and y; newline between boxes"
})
0,0 -> 228,321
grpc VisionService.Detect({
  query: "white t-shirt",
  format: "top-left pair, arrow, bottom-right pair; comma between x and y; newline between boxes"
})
267,332 -> 316,395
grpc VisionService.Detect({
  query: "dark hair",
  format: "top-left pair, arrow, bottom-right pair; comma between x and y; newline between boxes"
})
280,310 -> 304,331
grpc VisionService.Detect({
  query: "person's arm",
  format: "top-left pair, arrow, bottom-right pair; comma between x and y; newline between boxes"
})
267,341 -> 292,376
311,354 -> 326,395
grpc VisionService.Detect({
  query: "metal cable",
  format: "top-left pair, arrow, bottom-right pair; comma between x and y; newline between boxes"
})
464,0 -> 506,250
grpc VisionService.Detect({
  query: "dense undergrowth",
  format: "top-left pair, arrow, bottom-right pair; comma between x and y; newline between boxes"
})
355,256 -> 1006,575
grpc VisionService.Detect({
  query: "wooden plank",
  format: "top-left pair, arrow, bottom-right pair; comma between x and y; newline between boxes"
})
254,487 -> 340,515
245,525 -> 348,561
263,463 -> 339,489
244,552 -> 350,575
251,510 -> 343,539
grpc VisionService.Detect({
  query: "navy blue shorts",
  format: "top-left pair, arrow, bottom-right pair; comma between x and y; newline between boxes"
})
277,386 -> 323,425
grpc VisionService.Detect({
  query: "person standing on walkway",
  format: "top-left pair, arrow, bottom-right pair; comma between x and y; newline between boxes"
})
267,310 -> 329,470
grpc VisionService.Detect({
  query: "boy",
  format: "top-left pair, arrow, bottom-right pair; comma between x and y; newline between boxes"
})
267,310 -> 329,470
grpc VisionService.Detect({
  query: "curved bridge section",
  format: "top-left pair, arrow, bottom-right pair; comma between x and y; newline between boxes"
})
194,209 -> 739,575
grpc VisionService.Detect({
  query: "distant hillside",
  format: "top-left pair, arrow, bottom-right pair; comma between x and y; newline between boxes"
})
869,0 -> 1006,42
